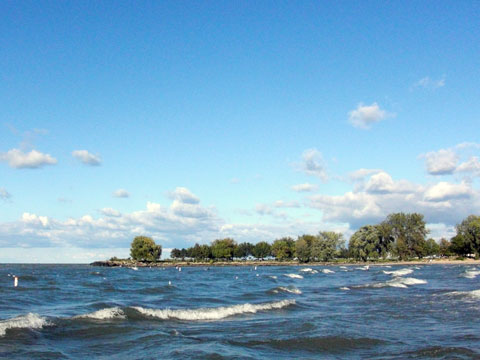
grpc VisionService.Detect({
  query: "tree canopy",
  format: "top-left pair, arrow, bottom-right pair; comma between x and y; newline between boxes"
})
130,236 -> 162,262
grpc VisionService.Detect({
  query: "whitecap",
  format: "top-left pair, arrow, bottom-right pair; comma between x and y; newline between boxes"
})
284,273 -> 303,279
300,268 -> 318,274
269,275 -> 277,279
132,300 -> 295,321
356,266 -> 370,271
0,313 -> 49,337
383,268 -> 413,277
322,269 -> 334,274
340,287 -> 350,291
74,307 -> 126,320
446,289 -> 480,299
463,270 -> 480,279
373,277 -> 427,289
272,286 -> 302,295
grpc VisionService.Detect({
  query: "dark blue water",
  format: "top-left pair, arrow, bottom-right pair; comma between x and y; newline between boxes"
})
1,264 -> 480,359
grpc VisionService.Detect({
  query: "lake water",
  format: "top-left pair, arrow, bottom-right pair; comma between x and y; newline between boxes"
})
1,264 -> 479,359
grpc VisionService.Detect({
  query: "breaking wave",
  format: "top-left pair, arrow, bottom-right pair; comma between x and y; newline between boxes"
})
0,313 -> 49,337
463,269 -> 480,279
445,289 -> 480,300
322,269 -> 334,274
383,268 -> 413,277
356,277 -> 427,289
131,300 -> 295,321
284,273 -> 303,279
272,286 -> 302,295
73,307 -> 126,320
300,268 -> 318,274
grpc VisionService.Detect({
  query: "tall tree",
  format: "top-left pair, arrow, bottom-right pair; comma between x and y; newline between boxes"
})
211,238 -> 237,260
130,236 -> 162,262
295,235 -> 315,263
384,213 -> 428,259
455,215 -> 480,256
271,237 -> 295,260
252,241 -> 272,259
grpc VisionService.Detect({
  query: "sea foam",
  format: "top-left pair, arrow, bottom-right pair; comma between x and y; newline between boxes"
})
463,269 -> 480,279
373,277 -> 427,289
383,268 -> 413,277
272,286 -> 302,295
300,268 -> 318,274
322,269 -> 334,274
0,313 -> 49,337
74,307 -> 126,320
285,273 -> 303,279
132,300 -> 295,321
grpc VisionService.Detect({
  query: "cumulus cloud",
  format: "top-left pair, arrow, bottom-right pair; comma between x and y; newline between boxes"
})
0,188 -> 11,201
255,203 -> 273,215
169,187 -> 200,204
413,76 -> 445,90
424,182 -> 473,202
291,183 -> 318,192
308,171 -> 480,228
348,103 -> 390,129
0,149 -> 57,169
274,200 -> 301,208
348,168 -> 383,181
72,150 -> 102,166
113,189 -> 130,198
422,149 -> 458,175
457,156 -> 480,176
299,149 -> 328,181
0,188 -> 220,249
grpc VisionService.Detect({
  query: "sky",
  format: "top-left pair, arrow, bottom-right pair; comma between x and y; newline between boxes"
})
1,1 -> 479,262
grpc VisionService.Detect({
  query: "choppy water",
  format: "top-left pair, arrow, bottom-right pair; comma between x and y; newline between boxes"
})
1,264 -> 480,359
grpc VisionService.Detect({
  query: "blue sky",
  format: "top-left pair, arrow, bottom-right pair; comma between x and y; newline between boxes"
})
1,1 -> 479,262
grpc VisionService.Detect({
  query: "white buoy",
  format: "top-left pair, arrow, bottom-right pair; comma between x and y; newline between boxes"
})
14,276 -> 18,287
168,281 -> 172,286
254,266 -> 257,271
256,273 -> 259,277
235,276 -> 238,280
178,267 -> 181,272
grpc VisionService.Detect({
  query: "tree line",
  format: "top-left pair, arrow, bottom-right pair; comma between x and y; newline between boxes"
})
128,213 -> 480,262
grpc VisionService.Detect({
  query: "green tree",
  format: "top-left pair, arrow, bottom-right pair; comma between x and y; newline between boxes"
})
424,238 -> 440,257
349,225 -> 393,261
311,232 -> 344,261
271,237 -> 295,260
130,236 -> 162,262
438,238 -> 452,257
455,215 -> 480,256
170,248 -> 181,259
295,235 -> 315,263
252,241 -> 272,259
211,238 -> 237,260
234,242 -> 254,259
384,213 -> 428,260
450,234 -> 471,256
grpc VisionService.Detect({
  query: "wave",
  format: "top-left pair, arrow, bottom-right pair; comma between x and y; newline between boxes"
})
340,287 -> 350,291
73,307 -> 126,320
463,269 -> 480,279
272,286 -> 302,295
0,313 -> 49,337
131,300 -> 295,321
300,268 -> 318,274
445,289 -> 480,300
284,273 -> 303,279
322,269 -> 334,274
356,277 -> 427,289
383,268 -> 413,277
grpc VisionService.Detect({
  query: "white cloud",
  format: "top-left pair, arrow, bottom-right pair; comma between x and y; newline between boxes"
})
309,171 -> 480,228
424,182 -> 473,202
422,149 -> 458,175
0,188 -> 11,201
169,187 -> 200,204
113,189 -> 130,198
72,150 -> 102,166
255,203 -> 273,215
0,149 -> 57,169
300,148 -> 328,181
291,183 -> 318,192
0,187 -> 221,249
348,103 -> 390,129
348,168 -> 383,181
457,156 -> 480,176
413,76 -> 445,90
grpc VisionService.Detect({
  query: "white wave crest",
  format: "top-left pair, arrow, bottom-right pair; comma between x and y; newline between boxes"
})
273,286 -> 302,295
269,275 -> 277,279
383,268 -> 413,277
372,277 -> 427,289
463,270 -> 480,279
446,289 -> 480,299
0,313 -> 49,337
284,273 -> 303,279
74,307 -> 126,320
132,300 -> 295,321
322,269 -> 334,274
299,268 -> 318,273
340,287 -> 350,291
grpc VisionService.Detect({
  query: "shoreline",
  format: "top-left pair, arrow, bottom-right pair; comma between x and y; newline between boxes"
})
91,258 -> 480,268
